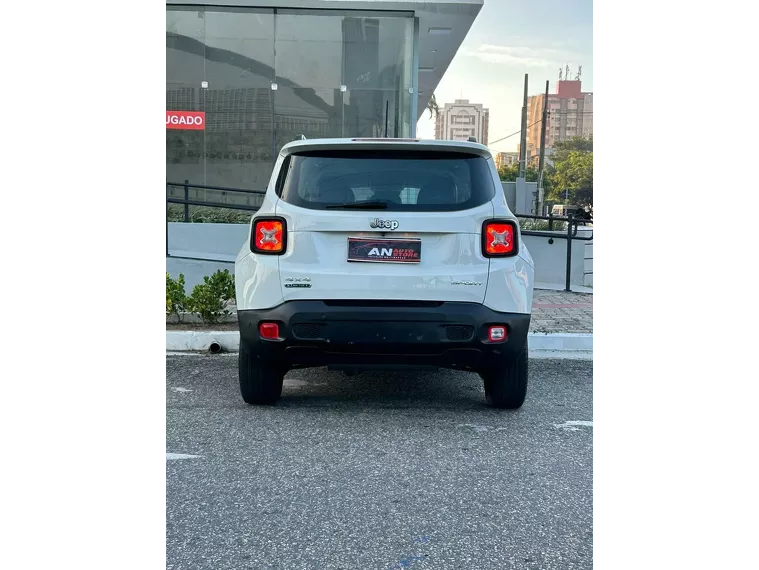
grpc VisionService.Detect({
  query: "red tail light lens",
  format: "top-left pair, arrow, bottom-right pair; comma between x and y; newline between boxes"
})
252,217 -> 287,254
482,220 -> 517,257
259,322 -> 279,339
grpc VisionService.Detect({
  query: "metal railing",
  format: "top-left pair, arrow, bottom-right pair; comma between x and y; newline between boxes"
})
517,213 -> 593,292
166,181 -> 593,292
166,180 -> 265,259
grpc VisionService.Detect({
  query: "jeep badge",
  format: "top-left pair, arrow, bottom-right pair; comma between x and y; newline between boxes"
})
370,218 -> 399,230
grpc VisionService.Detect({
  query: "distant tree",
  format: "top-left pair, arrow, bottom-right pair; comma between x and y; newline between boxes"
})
545,136 -> 593,206
547,150 -> 593,206
498,163 -> 518,181
498,162 -> 555,198
540,163 -> 555,195
552,136 -> 593,161
498,163 -> 538,183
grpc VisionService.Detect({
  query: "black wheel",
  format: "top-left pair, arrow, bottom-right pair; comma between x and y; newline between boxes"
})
238,344 -> 284,405
480,343 -> 528,409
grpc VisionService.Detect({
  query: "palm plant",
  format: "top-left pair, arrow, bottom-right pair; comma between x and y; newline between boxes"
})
426,93 -> 440,118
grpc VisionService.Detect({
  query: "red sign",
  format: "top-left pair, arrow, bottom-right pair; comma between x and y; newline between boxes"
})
166,111 -> 205,130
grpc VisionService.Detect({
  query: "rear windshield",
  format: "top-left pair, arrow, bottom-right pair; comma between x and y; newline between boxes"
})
278,150 -> 495,211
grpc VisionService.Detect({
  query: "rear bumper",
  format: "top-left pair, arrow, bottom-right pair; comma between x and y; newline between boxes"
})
238,301 -> 530,371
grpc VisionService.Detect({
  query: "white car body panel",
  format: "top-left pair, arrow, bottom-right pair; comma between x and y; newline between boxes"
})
235,138 -> 534,315
274,200 -> 493,305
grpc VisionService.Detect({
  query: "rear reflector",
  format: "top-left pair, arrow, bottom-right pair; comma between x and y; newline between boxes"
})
482,220 -> 517,257
488,326 -> 507,342
252,217 -> 287,254
259,322 -> 279,339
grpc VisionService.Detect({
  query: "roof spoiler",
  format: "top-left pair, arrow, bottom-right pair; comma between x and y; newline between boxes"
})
350,138 -> 420,142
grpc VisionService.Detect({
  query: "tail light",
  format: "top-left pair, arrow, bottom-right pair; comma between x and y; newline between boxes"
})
482,220 -> 518,257
251,217 -> 287,255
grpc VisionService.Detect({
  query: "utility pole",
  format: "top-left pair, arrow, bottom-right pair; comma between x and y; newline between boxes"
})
537,80 -> 549,215
518,73 -> 528,178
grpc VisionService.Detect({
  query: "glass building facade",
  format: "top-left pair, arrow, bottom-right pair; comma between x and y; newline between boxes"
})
167,5 -> 415,195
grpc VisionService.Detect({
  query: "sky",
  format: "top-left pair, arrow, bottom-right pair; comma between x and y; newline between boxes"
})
415,0 -> 593,152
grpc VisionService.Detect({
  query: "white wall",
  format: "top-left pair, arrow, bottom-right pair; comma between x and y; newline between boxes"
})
522,231 -> 589,288
501,180 -> 538,215
584,241 -> 593,287
167,223 -> 248,291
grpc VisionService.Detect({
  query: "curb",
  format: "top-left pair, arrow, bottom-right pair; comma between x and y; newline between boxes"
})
166,331 -> 592,359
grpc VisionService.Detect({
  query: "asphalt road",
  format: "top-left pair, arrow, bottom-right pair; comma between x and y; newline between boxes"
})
167,355 -> 593,570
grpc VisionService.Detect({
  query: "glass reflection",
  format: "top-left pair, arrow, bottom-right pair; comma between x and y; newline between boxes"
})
166,7 -> 414,201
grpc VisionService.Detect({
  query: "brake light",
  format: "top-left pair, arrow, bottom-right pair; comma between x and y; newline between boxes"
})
482,220 -> 517,257
252,217 -> 287,255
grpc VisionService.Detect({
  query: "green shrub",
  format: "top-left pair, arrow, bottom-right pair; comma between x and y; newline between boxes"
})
518,219 -> 568,231
166,273 -> 188,322
187,269 -> 236,325
167,204 -> 252,224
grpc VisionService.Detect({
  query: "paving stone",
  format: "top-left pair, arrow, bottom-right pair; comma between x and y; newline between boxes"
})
530,289 -> 593,333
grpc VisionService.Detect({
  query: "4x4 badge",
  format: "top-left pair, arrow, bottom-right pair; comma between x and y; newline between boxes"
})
370,218 -> 399,230
284,277 -> 311,287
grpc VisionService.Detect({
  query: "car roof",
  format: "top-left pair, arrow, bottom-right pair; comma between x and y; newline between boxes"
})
279,137 -> 493,160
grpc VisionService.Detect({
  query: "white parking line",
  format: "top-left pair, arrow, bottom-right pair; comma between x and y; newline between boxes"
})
166,453 -> 201,460
554,420 -> 593,431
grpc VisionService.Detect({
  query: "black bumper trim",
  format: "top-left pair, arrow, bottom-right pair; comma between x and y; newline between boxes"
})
238,300 -> 530,371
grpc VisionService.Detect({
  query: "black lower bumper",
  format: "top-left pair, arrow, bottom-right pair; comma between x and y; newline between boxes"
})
238,301 -> 530,372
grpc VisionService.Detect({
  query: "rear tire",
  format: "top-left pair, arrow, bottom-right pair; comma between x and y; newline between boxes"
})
239,344 -> 284,405
480,343 -> 528,409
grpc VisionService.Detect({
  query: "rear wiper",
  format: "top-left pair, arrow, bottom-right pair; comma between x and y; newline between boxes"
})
325,200 -> 389,210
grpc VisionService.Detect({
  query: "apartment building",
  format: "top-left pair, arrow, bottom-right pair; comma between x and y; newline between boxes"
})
434,99 -> 489,144
494,151 -> 519,170
525,77 -> 592,162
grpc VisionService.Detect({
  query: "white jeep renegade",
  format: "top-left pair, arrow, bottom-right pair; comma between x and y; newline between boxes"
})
235,138 -> 535,409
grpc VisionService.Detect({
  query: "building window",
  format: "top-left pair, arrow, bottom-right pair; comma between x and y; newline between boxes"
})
167,5 -> 414,195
